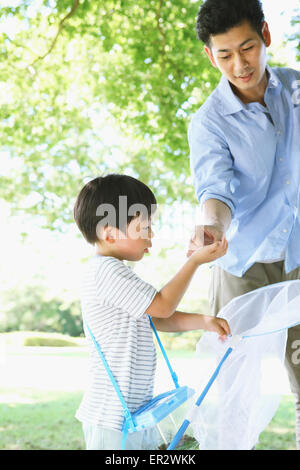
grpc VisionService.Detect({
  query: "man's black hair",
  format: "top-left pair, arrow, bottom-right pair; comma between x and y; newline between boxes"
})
74,174 -> 157,244
196,0 -> 265,46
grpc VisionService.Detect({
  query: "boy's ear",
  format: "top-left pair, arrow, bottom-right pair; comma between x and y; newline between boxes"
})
204,45 -> 217,68
103,226 -> 126,243
102,226 -> 114,244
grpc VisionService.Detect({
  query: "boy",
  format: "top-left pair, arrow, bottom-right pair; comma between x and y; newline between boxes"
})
74,174 -> 230,450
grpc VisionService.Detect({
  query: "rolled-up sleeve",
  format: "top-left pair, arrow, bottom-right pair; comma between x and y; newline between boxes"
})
188,115 -> 236,216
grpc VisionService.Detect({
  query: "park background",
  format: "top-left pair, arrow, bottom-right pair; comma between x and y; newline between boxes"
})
0,0 -> 299,450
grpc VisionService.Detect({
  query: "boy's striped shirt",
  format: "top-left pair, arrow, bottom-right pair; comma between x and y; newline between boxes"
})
75,255 -> 157,431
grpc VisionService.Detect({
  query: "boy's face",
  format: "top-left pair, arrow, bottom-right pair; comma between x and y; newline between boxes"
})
113,216 -> 154,262
204,20 -> 271,102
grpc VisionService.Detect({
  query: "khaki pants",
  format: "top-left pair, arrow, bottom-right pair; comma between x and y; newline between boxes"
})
209,261 -> 300,449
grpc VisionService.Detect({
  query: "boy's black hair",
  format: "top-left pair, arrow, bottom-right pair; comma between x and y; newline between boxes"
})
196,0 -> 265,46
74,174 -> 157,244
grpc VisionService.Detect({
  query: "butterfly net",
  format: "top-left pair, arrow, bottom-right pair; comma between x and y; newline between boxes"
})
190,280 -> 300,450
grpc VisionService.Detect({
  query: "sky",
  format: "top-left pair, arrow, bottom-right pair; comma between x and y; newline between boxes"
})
0,0 -> 299,303
262,0 -> 299,67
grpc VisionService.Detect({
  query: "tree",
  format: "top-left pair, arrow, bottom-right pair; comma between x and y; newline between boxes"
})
0,1 -> 299,230
291,13 -> 300,61
0,0 -> 221,229
0,279 -> 82,335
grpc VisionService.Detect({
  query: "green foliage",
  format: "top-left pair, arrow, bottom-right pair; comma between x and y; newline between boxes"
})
1,330 -> 85,347
0,281 -> 82,336
23,335 -> 79,347
0,0 -> 221,228
157,330 -> 203,352
291,13 -> 300,61
0,1 -> 298,228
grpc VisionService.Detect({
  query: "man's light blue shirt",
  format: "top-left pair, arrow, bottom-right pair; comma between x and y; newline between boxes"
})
189,65 -> 300,277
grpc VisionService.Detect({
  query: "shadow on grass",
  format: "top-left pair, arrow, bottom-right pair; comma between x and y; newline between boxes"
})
0,389 -> 296,450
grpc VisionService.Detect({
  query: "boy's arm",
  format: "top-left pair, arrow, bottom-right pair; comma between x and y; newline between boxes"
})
146,238 -> 228,319
146,257 -> 198,319
152,311 -> 230,338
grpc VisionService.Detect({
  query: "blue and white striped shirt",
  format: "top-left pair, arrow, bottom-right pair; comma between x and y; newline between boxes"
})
189,65 -> 300,277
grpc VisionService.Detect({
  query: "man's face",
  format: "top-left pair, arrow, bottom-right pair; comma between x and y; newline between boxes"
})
204,20 -> 271,100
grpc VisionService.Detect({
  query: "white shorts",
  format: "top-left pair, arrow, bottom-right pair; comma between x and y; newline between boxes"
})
82,422 -> 160,450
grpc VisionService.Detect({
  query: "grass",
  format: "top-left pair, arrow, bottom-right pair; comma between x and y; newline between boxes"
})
0,388 -> 85,450
256,395 -> 297,450
0,387 -> 296,450
0,334 -> 297,450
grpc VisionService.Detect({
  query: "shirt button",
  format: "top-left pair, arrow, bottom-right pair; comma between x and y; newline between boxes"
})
286,180 -> 290,185
283,229 -> 288,233
279,158 -> 283,162
277,130 -> 281,135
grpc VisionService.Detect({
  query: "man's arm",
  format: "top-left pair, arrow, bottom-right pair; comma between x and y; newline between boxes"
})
187,199 -> 232,256
188,107 -> 235,253
202,198 -> 232,234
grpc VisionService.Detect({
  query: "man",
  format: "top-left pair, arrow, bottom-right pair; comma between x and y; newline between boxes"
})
187,0 -> 300,448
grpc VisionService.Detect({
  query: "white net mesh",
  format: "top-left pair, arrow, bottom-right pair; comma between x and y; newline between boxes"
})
191,280 -> 300,450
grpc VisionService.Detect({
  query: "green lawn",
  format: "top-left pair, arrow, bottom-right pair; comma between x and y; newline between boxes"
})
0,341 -> 297,450
256,395 -> 297,450
0,387 -> 296,450
0,388 -> 84,450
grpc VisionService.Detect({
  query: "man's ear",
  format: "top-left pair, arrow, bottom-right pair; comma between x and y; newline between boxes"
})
204,45 -> 217,68
262,21 -> 271,47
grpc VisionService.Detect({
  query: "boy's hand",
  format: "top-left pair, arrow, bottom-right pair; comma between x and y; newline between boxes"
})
187,224 -> 224,257
190,236 -> 228,265
202,315 -> 231,340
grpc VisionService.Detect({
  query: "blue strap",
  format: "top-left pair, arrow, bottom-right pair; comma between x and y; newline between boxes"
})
84,316 -> 181,447
149,316 -> 179,389
121,427 -> 129,450
84,321 -> 135,433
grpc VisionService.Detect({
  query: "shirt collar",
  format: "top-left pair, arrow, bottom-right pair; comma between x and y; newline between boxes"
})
218,65 -> 282,116
218,75 -> 244,116
265,64 -> 281,89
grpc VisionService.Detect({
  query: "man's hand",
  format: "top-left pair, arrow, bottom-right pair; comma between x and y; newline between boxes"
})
187,224 -> 224,257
